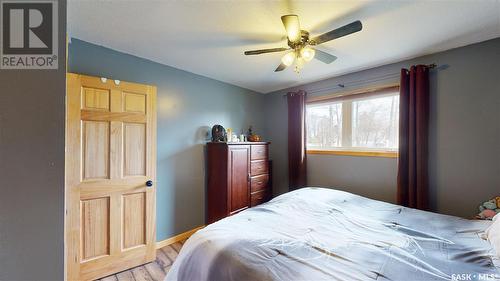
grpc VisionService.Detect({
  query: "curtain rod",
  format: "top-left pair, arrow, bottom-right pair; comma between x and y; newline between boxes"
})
282,63 -> 437,96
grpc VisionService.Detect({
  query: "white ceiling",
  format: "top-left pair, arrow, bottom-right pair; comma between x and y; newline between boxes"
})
68,0 -> 500,93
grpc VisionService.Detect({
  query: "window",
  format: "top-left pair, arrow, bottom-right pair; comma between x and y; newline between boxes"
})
306,86 -> 399,157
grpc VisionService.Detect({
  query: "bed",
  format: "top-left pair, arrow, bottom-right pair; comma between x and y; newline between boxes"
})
166,188 -> 500,281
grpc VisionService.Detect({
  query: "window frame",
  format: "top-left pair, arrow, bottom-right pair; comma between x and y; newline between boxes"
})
306,84 -> 400,158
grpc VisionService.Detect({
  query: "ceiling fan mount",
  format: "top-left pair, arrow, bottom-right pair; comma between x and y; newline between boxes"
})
287,30 -> 310,49
244,14 -> 363,73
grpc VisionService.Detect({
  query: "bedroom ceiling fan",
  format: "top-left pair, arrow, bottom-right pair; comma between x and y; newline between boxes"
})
244,15 -> 362,73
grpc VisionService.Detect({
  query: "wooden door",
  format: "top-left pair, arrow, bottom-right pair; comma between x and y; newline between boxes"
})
65,73 -> 157,281
228,146 -> 250,214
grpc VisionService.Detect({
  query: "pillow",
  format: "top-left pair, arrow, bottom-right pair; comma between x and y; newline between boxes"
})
485,213 -> 500,257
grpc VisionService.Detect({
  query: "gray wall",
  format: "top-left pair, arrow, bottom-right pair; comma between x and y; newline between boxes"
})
0,1 -> 67,280
308,155 -> 398,204
68,39 -> 266,241
264,38 -> 500,218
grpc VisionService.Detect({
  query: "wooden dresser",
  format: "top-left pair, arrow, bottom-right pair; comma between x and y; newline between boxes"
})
207,142 -> 271,224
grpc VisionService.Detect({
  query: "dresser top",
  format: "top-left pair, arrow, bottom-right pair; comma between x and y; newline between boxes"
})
208,141 -> 270,145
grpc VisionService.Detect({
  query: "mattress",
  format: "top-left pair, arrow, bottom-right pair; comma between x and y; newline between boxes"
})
166,188 -> 500,281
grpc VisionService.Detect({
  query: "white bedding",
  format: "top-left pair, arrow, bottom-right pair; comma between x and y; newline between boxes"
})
166,188 -> 499,281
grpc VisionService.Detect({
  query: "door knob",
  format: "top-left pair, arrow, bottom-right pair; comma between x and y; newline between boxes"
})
146,180 -> 153,187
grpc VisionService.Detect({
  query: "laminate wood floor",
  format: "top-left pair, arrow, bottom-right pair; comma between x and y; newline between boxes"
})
97,240 -> 185,281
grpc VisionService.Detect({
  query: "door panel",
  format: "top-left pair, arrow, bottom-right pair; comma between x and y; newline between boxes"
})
83,88 -> 110,111
66,73 -> 157,281
123,92 -> 146,113
82,121 -> 110,180
122,192 -> 146,249
123,123 -> 146,176
228,146 -> 250,213
81,197 -> 110,261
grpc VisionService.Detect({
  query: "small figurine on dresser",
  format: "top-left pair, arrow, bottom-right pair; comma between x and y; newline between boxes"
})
476,196 -> 500,220
211,125 -> 227,142
247,126 -> 261,142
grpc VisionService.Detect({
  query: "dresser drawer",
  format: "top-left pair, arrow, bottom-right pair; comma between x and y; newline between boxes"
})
251,190 -> 267,207
251,145 -> 268,160
250,173 -> 269,193
250,160 -> 269,176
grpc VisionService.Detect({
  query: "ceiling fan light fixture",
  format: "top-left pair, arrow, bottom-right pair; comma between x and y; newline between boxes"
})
281,52 -> 296,66
300,47 -> 315,62
287,29 -> 300,43
295,56 -> 305,73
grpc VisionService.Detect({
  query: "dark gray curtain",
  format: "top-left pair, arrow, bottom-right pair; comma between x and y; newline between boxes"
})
287,91 -> 307,190
397,65 -> 430,210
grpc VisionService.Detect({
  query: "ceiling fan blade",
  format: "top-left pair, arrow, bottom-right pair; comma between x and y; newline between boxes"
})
313,49 -> 337,64
275,63 -> 288,72
281,14 -> 301,43
311,20 -> 362,45
244,47 -> 288,55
